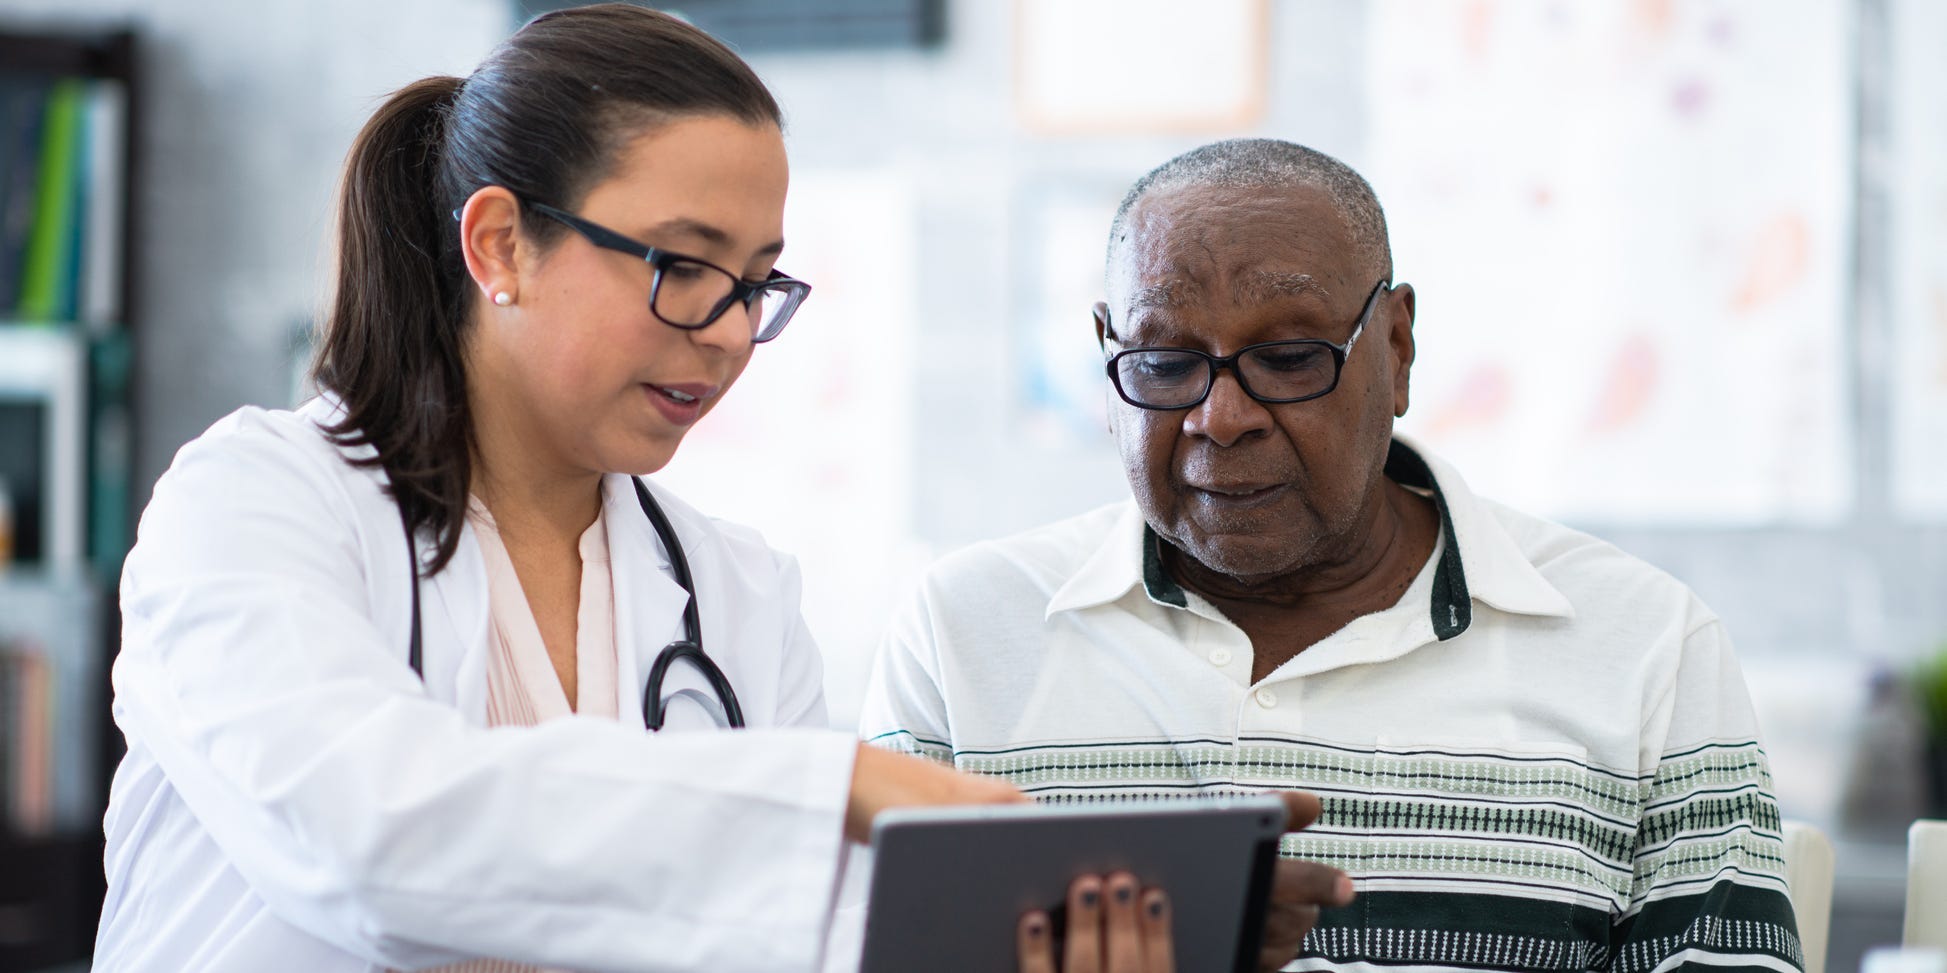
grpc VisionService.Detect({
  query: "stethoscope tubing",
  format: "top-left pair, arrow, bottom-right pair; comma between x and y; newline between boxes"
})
399,477 -> 746,729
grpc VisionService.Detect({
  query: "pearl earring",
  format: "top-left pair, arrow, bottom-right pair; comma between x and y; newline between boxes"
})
492,291 -> 514,307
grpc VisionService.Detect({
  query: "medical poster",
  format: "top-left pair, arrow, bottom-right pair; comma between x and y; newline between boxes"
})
654,170 -> 920,725
1371,0 -> 1853,525
1890,0 -> 1947,521
1012,182 -> 1126,447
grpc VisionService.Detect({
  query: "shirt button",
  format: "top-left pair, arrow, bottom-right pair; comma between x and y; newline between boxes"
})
1255,689 -> 1278,708
1208,648 -> 1233,667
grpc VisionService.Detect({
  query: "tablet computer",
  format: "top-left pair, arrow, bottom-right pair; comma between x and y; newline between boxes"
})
859,796 -> 1288,973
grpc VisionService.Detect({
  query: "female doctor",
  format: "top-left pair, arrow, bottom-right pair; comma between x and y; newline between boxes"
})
91,6 -> 1041,971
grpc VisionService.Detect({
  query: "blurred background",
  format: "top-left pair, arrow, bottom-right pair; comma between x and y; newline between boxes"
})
0,0 -> 1942,968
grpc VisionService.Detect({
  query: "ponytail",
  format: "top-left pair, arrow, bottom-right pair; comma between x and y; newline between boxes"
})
311,5 -> 784,577
313,76 -> 474,574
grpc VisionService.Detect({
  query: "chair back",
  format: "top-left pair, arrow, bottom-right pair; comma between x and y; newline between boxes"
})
1782,819 -> 1834,973
1910,819 -> 1947,948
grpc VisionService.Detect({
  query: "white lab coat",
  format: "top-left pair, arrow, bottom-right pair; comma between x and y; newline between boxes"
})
94,398 -> 858,973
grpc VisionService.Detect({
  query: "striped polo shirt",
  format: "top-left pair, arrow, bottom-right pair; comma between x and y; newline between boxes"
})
859,438 -> 1800,973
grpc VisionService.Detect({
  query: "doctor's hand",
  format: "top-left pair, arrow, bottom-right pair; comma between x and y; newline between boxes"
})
1257,791 -> 1355,973
844,742 -> 1025,844
1017,872 -> 1173,973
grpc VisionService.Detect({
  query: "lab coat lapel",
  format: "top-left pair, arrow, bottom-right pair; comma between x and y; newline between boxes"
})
420,520 -> 492,723
603,475 -> 691,727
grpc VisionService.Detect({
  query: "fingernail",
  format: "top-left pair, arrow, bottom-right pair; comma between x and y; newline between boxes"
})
1147,896 -> 1165,918
1081,889 -> 1099,908
1115,885 -> 1133,904
1336,875 -> 1355,902
1026,916 -> 1045,938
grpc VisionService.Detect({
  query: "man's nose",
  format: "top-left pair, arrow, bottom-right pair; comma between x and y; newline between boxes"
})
1183,368 -> 1272,446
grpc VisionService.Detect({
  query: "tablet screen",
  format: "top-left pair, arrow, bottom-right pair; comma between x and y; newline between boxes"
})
860,796 -> 1288,973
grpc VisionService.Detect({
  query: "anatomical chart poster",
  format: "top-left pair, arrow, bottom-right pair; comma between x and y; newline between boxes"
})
1370,0 -> 1853,525
1891,0 -> 1947,521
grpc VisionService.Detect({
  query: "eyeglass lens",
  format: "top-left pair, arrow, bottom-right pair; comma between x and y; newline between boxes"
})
1114,342 -> 1339,408
651,259 -> 796,341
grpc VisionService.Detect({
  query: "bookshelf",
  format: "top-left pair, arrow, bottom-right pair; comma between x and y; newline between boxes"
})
0,25 -> 138,971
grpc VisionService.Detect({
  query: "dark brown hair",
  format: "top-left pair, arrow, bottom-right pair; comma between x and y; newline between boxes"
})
312,3 -> 782,574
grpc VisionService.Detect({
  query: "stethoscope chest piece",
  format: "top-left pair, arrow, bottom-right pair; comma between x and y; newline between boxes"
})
643,640 -> 745,731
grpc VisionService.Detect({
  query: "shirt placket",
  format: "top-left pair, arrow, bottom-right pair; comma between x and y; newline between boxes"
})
1174,598 -> 1257,786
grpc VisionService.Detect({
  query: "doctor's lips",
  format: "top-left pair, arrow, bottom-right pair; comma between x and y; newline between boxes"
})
642,381 -> 718,425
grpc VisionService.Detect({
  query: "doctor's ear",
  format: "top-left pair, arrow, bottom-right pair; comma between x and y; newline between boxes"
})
458,186 -> 527,309
1093,302 -> 1113,349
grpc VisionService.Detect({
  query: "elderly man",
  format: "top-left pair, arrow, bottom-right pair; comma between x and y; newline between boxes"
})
859,139 -> 1800,972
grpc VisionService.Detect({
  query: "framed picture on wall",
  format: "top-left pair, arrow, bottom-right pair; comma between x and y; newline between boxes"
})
1013,0 -> 1269,136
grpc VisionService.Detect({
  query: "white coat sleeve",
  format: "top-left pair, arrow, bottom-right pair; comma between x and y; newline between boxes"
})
112,416 -> 856,973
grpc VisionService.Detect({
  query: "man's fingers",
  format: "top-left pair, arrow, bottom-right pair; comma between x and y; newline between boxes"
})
1063,875 -> 1104,973
1250,798 -> 1345,973
1277,791 -> 1324,832
1258,903 -> 1320,973
1017,910 -> 1057,973
1271,858 -> 1355,908
1140,889 -> 1175,973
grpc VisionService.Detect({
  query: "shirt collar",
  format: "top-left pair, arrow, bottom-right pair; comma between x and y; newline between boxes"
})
1044,436 -> 1574,633
1391,434 -> 1574,624
1045,502 -> 1156,618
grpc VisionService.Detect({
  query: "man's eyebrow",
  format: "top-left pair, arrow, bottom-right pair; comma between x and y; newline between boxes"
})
642,217 -> 786,259
1131,281 -> 1196,310
1234,271 -> 1328,305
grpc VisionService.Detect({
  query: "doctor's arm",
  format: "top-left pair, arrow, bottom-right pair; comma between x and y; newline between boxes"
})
114,424 -> 859,972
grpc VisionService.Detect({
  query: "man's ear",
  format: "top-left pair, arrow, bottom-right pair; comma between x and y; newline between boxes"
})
1386,283 -> 1418,418
1094,302 -> 1119,435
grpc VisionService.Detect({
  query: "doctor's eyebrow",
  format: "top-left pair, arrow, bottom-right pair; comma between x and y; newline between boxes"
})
639,217 -> 786,259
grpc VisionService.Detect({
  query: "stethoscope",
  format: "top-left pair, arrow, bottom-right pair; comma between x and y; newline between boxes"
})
400,477 -> 745,730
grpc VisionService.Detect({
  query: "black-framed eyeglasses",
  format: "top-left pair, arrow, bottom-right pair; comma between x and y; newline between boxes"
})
524,200 -> 811,343
1104,279 -> 1391,411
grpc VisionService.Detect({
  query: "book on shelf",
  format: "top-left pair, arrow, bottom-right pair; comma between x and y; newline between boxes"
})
0,638 -> 55,836
0,74 -> 49,313
0,73 -> 126,329
0,575 -> 104,837
81,80 -> 125,327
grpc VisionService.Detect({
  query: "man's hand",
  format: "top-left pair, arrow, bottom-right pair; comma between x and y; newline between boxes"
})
843,742 -> 1027,843
1257,791 -> 1355,972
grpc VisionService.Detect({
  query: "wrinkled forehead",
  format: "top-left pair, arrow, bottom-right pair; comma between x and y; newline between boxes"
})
1107,183 -> 1363,319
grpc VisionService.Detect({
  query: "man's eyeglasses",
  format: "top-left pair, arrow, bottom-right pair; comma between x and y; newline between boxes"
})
1104,279 -> 1390,411
523,200 -> 811,343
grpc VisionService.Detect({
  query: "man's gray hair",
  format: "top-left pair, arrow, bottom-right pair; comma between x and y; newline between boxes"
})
1107,138 -> 1392,284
